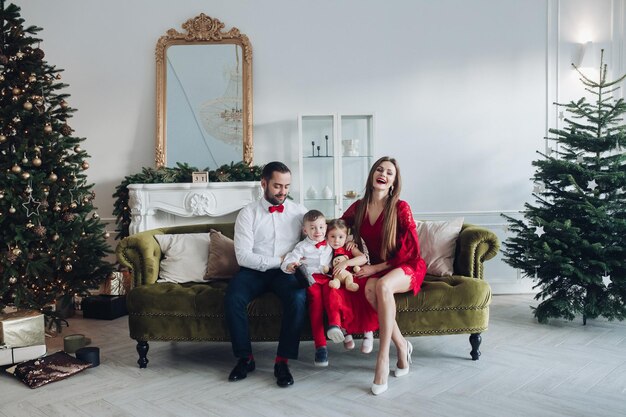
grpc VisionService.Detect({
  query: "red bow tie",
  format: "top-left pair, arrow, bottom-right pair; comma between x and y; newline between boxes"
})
269,204 -> 284,213
315,240 -> 327,248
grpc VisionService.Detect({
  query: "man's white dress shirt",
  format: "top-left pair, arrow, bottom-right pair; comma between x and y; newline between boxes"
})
234,198 -> 308,272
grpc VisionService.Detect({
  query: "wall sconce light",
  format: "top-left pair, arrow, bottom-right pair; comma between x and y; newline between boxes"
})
573,41 -> 596,69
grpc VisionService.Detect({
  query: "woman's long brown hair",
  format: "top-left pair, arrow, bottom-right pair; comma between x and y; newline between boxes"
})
352,156 -> 402,261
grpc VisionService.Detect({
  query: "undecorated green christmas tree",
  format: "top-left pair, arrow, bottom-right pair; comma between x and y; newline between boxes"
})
503,50 -> 626,324
0,1 -> 113,311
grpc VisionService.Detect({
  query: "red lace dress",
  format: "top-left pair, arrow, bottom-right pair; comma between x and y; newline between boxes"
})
342,199 -> 427,295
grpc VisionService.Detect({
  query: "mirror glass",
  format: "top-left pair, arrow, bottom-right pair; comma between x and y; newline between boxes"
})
156,14 -> 253,169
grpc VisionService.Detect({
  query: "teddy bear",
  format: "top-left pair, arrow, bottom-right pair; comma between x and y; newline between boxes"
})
322,254 -> 360,292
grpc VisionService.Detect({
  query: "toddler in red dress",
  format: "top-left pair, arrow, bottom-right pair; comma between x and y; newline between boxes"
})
325,219 -> 376,354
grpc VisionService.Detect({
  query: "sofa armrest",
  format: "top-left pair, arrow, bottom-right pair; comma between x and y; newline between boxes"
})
116,229 -> 165,287
453,224 -> 500,280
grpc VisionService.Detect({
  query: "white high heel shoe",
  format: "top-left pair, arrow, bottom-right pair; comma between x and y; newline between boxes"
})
371,363 -> 389,395
394,340 -> 413,377
371,381 -> 388,395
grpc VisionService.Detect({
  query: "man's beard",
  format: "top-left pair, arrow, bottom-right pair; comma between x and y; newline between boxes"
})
265,189 -> 286,206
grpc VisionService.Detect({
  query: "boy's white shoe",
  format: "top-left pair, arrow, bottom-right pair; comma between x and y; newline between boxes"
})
326,326 -> 345,343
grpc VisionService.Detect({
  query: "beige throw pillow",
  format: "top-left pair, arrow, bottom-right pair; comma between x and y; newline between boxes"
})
416,217 -> 464,276
204,229 -> 240,280
155,233 -> 211,283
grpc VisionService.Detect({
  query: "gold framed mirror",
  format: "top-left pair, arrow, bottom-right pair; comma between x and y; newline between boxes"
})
155,14 -> 253,168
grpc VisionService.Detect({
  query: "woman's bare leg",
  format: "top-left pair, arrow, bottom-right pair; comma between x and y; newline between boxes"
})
372,269 -> 411,385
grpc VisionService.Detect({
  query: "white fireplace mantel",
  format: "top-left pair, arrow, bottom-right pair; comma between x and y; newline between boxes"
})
127,182 -> 262,234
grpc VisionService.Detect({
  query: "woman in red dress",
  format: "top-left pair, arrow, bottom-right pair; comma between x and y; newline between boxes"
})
341,156 -> 426,395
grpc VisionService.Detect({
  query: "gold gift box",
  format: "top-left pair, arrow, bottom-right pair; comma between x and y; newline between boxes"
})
0,310 -> 46,348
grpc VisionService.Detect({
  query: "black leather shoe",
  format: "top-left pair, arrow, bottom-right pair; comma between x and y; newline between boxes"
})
274,362 -> 294,387
228,358 -> 255,381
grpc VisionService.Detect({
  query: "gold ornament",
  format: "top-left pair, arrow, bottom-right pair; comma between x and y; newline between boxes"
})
81,161 -> 89,170
21,156 -> 28,164
32,157 -> 42,166
9,206 -> 16,213
23,101 -> 33,110
49,172 -> 58,181
12,87 -> 21,95
92,212 -> 100,219
0,134 -> 6,142
9,276 -> 17,285
12,247 -> 21,256
70,202 -> 77,209
0,191 -> 4,199
104,232 -> 110,238
44,123 -> 52,134
52,234 -> 60,241
11,164 -> 21,173
60,100 -> 68,109
21,172 -> 30,180
53,203 -> 61,212
74,145 -> 81,152
26,221 -> 34,228
29,75 -> 36,83
64,264 -> 73,272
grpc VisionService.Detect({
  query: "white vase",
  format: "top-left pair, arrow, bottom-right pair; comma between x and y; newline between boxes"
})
306,185 -> 318,199
322,185 -> 333,199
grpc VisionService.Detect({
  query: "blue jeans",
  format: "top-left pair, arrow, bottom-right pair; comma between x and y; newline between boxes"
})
225,267 -> 307,359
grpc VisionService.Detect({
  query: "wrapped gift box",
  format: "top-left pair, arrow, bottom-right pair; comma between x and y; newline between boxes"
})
102,271 -> 131,296
0,344 -> 47,366
82,295 -> 128,320
0,310 -> 45,348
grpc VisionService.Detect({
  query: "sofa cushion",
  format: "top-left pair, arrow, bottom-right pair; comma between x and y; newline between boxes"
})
126,281 -> 293,342
204,230 -> 240,280
155,233 -> 210,283
416,217 -> 464,276
395,275 -> 491,335
127,275 -> 491,341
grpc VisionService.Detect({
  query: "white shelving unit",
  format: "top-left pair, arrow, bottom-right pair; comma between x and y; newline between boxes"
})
298,113 -> 374,218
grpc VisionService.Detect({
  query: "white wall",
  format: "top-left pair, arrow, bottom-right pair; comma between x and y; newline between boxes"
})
17,0 -> 624,292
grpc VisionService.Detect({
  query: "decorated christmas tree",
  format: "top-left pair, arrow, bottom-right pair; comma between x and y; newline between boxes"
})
503,51 -> 626,324
0,1 -> 113,312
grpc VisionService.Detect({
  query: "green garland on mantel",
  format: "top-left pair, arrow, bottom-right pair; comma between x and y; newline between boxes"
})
112,161 -> 263,239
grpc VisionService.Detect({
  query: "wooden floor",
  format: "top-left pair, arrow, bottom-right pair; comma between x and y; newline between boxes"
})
1,294 -> 625,417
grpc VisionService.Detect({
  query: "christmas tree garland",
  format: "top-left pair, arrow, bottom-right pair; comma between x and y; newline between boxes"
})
112,161 -> 263,239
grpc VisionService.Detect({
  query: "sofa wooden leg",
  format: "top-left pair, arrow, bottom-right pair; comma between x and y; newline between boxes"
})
137,341 -> 149,368
469,333 -> 481,360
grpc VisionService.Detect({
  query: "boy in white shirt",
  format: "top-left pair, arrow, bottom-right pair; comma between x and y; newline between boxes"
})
281,210 -> 339,366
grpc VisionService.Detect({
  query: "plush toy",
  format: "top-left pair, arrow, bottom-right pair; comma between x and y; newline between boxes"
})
322,254 -> 360,292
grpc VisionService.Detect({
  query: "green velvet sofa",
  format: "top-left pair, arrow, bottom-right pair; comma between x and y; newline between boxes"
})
116,222 -> 499,368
